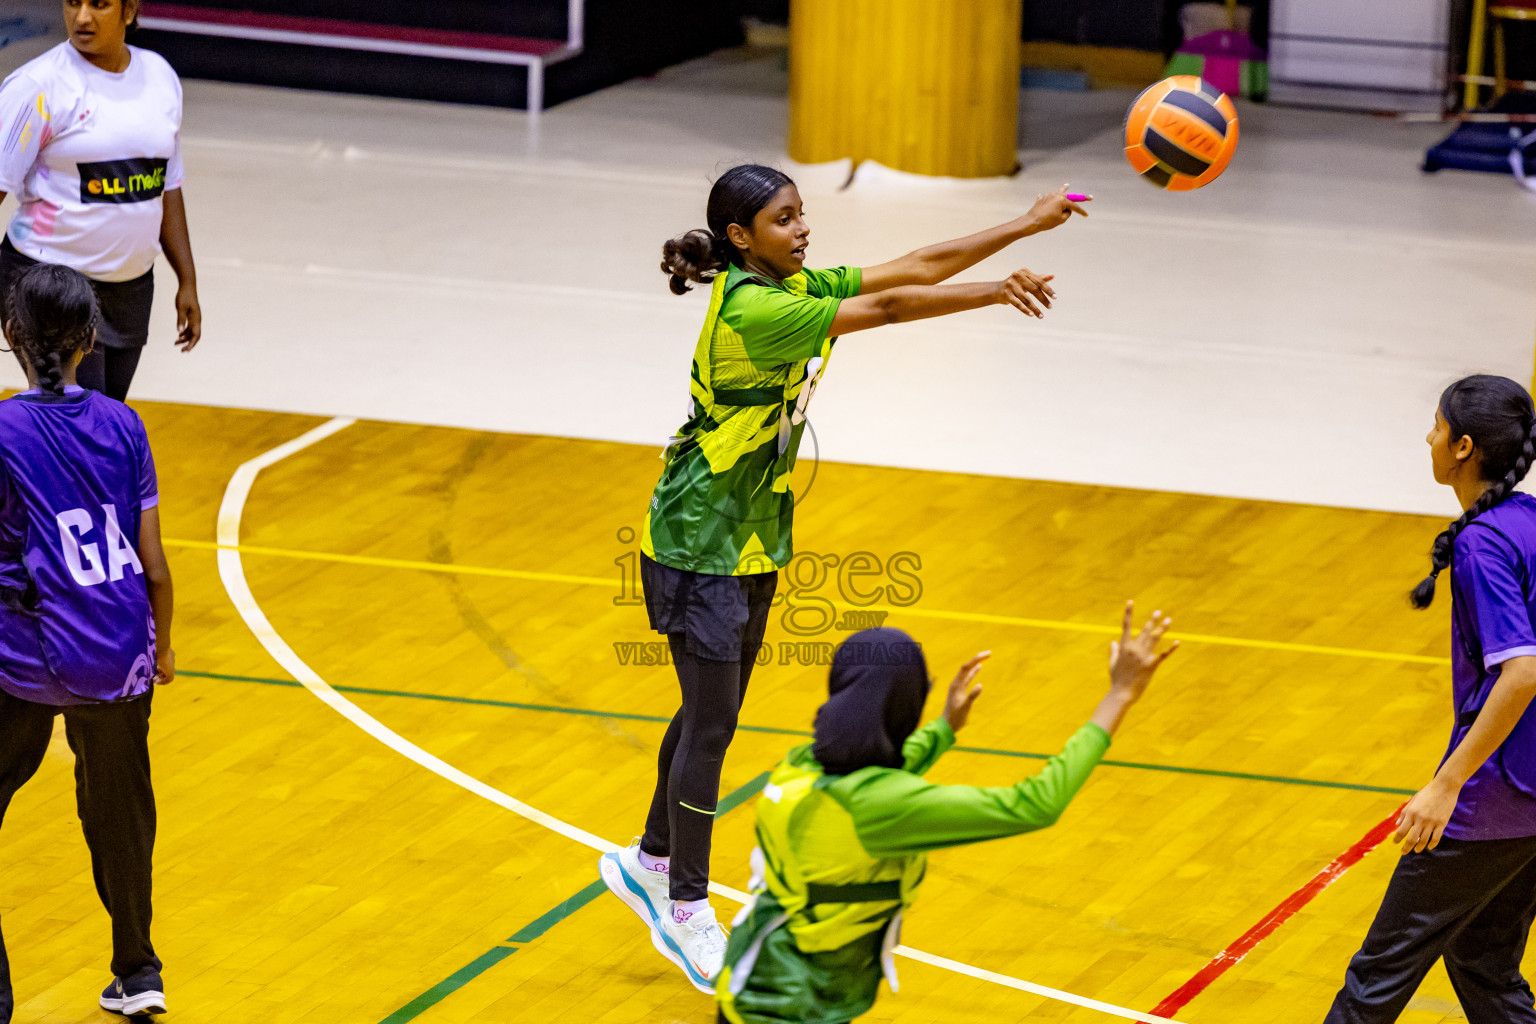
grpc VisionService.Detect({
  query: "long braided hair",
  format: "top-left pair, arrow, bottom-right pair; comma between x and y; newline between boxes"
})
1411,374 -> 1536,608
0,264 -> 97,615
4,262 -> 99,398
659,164 -> 795,295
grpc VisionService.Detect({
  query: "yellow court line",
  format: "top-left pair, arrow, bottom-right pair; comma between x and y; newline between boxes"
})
164,538 -> 1451,667
883,605 -> 1449,665
165,538 -> 609,588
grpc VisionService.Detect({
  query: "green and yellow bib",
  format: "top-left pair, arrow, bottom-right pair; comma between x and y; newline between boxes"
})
641,263 -> 861,576
718,747 -> 924,1024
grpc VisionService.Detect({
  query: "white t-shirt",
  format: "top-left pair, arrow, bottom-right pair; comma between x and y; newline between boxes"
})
0,42 -> 183,282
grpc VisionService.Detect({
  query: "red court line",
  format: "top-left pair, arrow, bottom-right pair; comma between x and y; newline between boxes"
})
1149,805 -> 1403,1019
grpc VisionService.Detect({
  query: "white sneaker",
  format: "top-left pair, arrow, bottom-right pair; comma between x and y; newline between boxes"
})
599,841 -> 671,929
651,901 -> 727,994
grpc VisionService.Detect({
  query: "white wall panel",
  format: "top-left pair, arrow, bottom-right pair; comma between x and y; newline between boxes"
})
1271,0 -> 1451,93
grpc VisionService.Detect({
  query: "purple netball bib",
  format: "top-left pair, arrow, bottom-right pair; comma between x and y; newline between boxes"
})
1444,495 -> 1536,840
0,388 -> 158,705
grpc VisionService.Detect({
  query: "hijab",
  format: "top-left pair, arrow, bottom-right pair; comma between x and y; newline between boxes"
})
812,627 -> 930,776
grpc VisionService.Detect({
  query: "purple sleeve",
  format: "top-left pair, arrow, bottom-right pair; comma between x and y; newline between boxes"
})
1456,526 -> 1536,668
135,415 -> 158,511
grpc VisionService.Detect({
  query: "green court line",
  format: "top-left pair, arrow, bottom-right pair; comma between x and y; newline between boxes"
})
377,945 -> 520,1024
179,670 -> 1415,797
374,771 -> 770,1024
506,879 -> 609,945
177,670 -> 803,734
958,745 -> 1416,796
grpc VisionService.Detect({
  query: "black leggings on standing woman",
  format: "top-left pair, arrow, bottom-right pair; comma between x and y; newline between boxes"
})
0,689 -> 160,1024
1325,835 -> 1536,1023
639,556 -> 777,903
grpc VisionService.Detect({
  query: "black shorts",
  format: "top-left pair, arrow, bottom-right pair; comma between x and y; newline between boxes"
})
0,236 -> 154,349
641,553 -> 778,662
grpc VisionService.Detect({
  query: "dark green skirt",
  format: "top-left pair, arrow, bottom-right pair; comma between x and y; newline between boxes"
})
717,895 -> 886,1024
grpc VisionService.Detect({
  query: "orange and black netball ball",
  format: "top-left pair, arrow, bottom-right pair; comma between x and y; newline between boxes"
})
1124,76 -> 1239,191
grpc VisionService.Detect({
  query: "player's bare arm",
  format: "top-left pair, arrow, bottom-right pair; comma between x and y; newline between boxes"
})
858,185 -> 1090,293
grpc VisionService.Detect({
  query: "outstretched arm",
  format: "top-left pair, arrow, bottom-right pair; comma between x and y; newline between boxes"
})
828,268 -> 1057,334
843,604 -> 1176,856
900,651 -> 992,775
859,186 -> 1089,293
843,723 -> 1113,856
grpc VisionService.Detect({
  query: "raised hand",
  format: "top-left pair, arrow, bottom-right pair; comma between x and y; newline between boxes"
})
997,268 -> 1056,318
1108,601 -> 1178,702
1090,602 -> 1177,737
942,651 -> 991,732
1027,184 -> 1091,232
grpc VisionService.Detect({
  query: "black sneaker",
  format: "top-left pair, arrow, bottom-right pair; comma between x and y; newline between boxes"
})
99,968 -> 166,1016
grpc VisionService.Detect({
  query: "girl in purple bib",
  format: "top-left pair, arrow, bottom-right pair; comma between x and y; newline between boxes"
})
1327,375 -> 1536,1022
0,262 -> 175,1023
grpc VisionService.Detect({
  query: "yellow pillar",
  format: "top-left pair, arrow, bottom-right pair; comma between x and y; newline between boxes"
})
1466,0 -> 1489,110
789,0 -> 1024,178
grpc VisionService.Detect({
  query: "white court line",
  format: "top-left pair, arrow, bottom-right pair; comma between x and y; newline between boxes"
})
214,417 -> 618,856
214,418 -> 1186,1024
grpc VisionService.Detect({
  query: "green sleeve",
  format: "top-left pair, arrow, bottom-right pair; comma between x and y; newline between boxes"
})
800,265 -> 863,300
901,718 -> 956,775
830,723 -> 1112,857
722,286 -> 842,366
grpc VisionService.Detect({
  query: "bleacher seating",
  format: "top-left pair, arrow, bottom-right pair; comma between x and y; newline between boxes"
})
135,0 -> 740,112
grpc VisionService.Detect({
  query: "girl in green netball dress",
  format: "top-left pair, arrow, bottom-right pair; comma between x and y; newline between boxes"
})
719,606 -> 1176,1024
600,164 -> 1089,992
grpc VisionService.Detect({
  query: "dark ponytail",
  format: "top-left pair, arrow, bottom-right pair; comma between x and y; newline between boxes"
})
5,262 -> 99,397
1412,374 -> 1536,608
660,229 -> 735,296
660,163 -> 795,294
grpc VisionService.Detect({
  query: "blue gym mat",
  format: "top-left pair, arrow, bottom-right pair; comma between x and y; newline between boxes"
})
1425,96 -> 1536,175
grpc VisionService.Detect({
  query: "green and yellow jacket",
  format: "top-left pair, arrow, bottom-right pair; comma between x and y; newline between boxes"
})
718,718 -> 1112,1024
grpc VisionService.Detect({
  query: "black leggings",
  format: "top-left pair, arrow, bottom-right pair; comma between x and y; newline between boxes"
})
641,574 -> 776,903
75,346 -> 144,403
0,689 -> 159,1023
1325,834 -> 1536,1023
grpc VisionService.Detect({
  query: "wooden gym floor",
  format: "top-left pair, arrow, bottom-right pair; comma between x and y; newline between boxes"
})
0,399 -> 1488,1023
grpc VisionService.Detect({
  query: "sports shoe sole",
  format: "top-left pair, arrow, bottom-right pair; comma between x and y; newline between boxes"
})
598,853 -> 715,994
599,851 -> 662,929
100,989 -> 167,1016
650,925 -> 716,994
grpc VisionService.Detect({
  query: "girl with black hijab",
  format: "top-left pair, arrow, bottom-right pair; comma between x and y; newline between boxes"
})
716,604 -> 1178,1024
